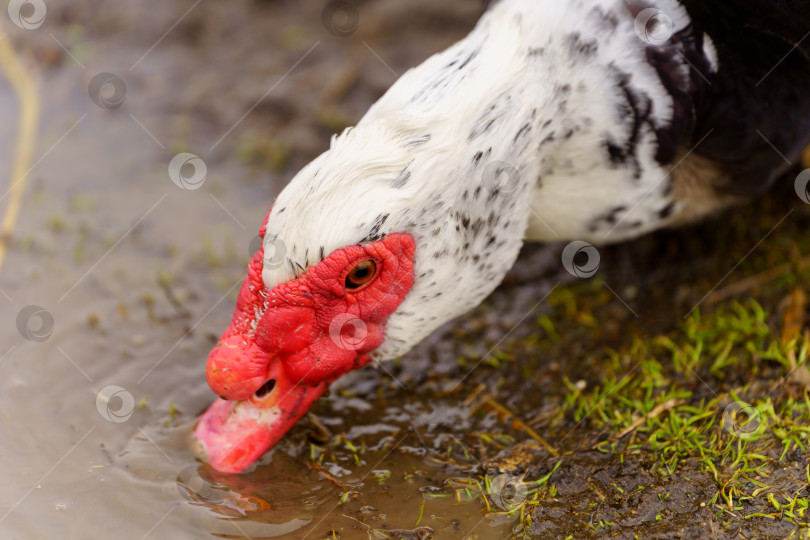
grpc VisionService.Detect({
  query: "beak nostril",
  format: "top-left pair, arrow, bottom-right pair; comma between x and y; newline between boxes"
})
255,379 -> 277,399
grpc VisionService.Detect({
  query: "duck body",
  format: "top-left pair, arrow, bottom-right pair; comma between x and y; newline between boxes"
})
195,0 -> 810,472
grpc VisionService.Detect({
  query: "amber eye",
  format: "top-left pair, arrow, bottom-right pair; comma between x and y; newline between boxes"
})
345,260 -> 377,290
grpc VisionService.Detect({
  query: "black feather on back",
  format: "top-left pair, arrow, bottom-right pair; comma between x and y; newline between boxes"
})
658,0 -> 810,195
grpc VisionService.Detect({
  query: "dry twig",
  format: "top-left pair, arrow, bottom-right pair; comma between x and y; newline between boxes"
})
0,29 -> 40,274
606,398 -> 685,443
308,461 -> 350,492
482,395 -> 559,457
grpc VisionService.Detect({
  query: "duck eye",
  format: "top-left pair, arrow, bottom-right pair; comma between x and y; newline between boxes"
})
345,260 -> 377,290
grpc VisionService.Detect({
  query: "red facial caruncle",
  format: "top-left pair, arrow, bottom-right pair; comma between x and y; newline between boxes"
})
194,212 -> 415,473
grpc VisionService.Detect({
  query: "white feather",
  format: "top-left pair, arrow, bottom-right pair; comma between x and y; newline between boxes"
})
262,0 -> 700,360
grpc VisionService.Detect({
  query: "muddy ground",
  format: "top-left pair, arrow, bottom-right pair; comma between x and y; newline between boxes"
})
0,1 -> 809,539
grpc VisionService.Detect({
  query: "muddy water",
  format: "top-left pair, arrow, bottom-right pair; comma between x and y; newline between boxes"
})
0,1 -> 538,538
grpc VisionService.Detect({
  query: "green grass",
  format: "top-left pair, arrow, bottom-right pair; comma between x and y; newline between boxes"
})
507,291 -> 810,534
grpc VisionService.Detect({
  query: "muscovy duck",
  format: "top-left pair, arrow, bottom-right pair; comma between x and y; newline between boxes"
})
195,0 -> 810,472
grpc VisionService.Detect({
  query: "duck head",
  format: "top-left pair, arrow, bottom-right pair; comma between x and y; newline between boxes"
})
194,113 -> 532,472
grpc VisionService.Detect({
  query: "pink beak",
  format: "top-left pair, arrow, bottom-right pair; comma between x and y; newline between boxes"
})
194,350 -> 327,473
193,277 -> 359,473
